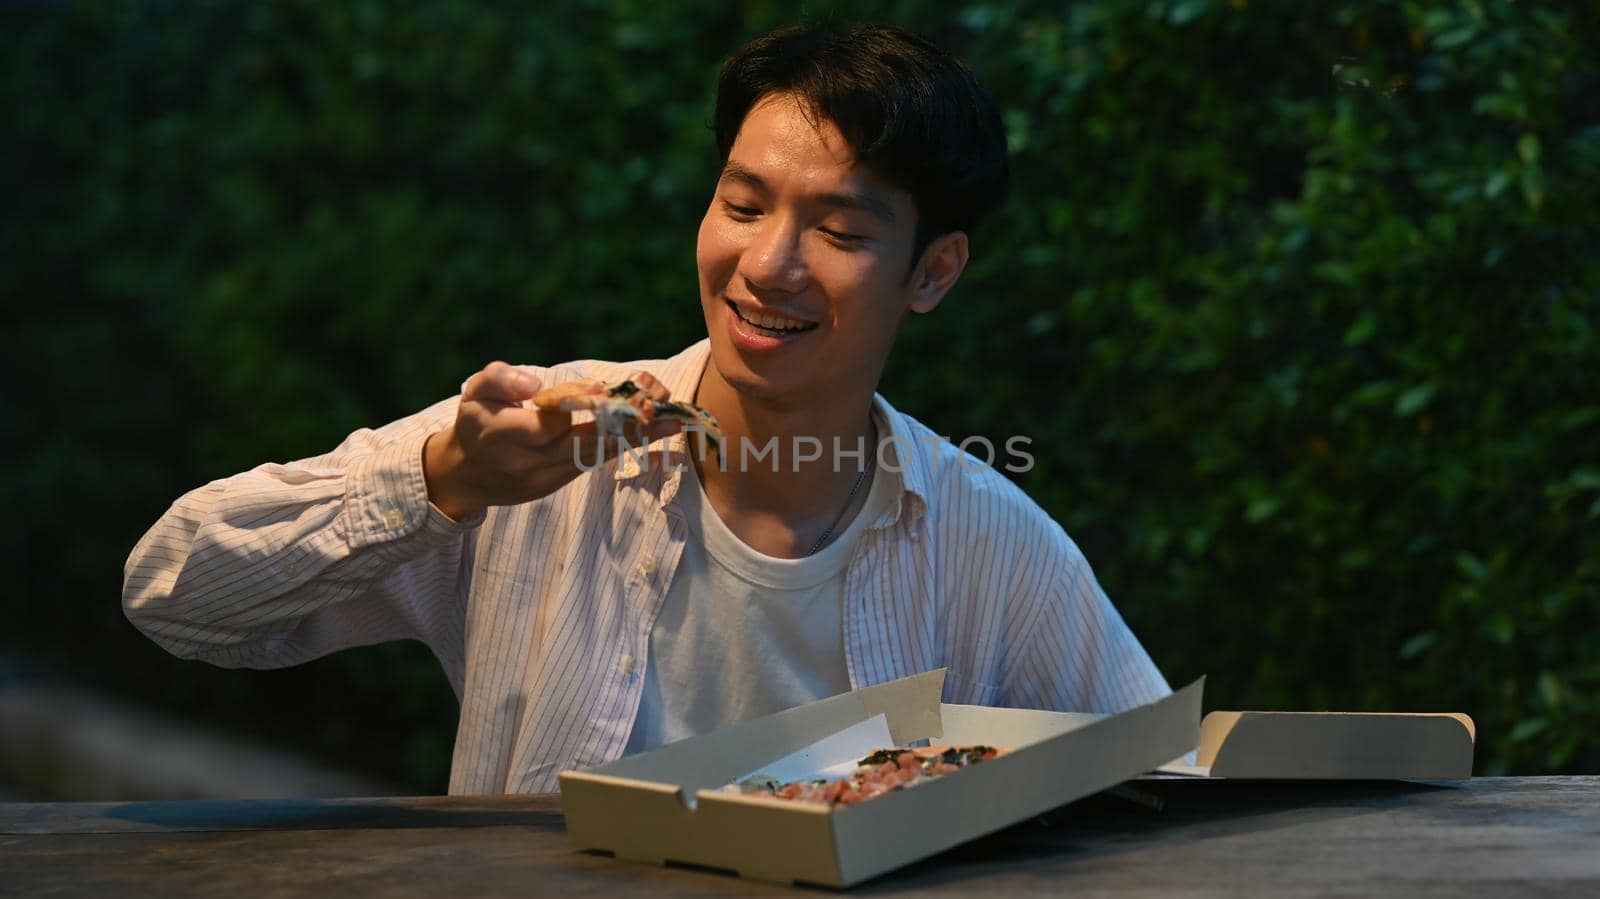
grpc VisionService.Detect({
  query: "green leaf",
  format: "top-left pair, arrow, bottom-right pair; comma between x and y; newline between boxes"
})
1398,631 -> 1435,661
1419,9 -> 1456,32
1245,496 -> 1283,524
1537,671 -> 1562,710
1167,0 -> 1209,26
1509,718 -> 1548,743
1347,380 -> 1396,408
1314,260 -> 1359,287
1432,26 -> 1477,49
1394,383 -> 1436,417
1568,468 -> 1600,491
1517,133 -> 1541,164
1342,311 -> 1378,347
1455,552 -> 1490,582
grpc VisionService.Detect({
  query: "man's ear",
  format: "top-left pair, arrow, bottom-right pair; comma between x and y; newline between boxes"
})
908,231 -> 969,314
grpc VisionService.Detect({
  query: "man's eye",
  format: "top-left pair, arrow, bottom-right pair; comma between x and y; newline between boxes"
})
722,201 -> 760,218
820,227 -> 867,245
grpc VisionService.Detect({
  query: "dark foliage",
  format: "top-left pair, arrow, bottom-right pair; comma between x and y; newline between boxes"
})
3,0 -> 1595,790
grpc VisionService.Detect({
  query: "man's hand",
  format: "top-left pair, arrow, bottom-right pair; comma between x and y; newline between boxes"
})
422,361 -> 681,521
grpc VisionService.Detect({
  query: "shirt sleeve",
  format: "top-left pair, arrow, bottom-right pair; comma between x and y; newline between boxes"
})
1001,539 -> 1172,714
121,396 -> 483,677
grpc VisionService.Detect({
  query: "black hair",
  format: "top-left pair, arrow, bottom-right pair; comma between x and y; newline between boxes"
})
713,24 -> 1010,266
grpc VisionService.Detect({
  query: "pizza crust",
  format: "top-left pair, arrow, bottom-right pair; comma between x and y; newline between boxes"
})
529,379 -> 610,412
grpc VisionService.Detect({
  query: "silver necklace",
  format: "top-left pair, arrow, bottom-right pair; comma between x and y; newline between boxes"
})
806,452 -> 873,557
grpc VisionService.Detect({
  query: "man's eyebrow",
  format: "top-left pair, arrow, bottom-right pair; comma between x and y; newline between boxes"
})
719,160 -> 898,225
719,161 -> 769,193
815,188 -> 897,225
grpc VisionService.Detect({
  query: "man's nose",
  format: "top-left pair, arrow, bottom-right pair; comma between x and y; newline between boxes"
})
738,215 -> 807,293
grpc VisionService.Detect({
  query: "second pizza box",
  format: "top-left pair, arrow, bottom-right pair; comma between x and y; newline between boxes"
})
1155,708 -> 1476,779
559,669 -> 1203,887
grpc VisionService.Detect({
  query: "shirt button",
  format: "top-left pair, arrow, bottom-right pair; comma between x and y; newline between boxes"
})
638,557 -> 657,577
621,655 -> 636,674
383,507 -> 405,529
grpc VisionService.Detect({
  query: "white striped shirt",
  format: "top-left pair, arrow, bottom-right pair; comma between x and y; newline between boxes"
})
123,339 -> 1171,794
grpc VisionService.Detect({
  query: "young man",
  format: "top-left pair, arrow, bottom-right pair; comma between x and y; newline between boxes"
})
124,24 -> 1170,794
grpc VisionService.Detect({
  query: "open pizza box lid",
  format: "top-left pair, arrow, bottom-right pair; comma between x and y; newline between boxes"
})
1154,709 -> 1476,780
559,669 -> 1203,888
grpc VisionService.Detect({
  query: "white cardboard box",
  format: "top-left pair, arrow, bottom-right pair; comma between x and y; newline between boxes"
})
559,669 -> 1203,887
1155,709 -> 1476,780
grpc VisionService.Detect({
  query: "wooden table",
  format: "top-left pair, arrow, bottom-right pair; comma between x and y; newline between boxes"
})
3,777 -> 1596,895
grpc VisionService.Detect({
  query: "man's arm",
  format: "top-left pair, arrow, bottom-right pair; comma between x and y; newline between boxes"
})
121,394 -> 477,668
1000,537 -> 1172,714
121,361 -> 681,669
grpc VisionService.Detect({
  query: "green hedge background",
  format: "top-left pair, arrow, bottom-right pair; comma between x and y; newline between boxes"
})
4,0 -> 1596,793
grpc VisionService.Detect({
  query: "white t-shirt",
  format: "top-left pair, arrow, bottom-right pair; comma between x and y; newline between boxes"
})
623,442 -> 893,755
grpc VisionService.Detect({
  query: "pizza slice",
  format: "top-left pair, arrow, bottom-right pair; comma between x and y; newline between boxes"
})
531,377 -> 723,459
727,745 -> 1007,807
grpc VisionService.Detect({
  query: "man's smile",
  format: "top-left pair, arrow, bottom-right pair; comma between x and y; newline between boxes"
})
726,299 -> 820,336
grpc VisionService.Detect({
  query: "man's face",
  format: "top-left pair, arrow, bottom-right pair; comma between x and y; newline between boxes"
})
696,93 -> 922,408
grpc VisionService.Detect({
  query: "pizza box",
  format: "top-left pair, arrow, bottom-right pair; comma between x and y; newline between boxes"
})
559,669 -> 1203,888
1155,709 -> 1476,779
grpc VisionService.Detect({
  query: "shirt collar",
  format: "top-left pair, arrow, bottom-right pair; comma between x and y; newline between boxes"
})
866,392 -> 931,535
614,339 -> 932,533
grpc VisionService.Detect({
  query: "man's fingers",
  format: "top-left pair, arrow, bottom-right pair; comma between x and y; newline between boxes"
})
561,422 -> 611,469
465,361 -> 541,405
459,363 -> 687,472
524,407 -> 575,445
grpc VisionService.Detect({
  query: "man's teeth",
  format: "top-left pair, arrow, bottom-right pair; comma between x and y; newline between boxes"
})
736,305 -> 813,332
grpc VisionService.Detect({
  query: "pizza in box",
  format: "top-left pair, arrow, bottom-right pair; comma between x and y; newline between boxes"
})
724,745 -> 1006,807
